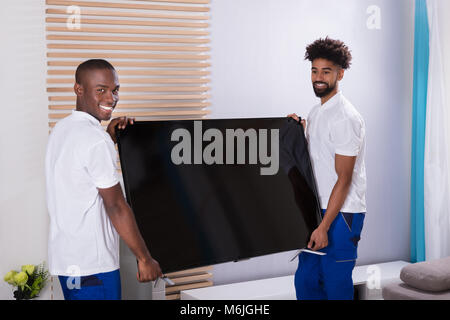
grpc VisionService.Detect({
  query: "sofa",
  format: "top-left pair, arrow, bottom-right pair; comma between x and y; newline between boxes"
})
382,257 -> 450,300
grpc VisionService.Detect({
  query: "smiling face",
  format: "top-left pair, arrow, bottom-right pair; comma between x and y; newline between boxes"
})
74,68 -> 120,122
311,58 -> 344,104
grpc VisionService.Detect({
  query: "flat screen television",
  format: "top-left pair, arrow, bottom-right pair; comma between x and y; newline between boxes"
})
117,117 -> 322,274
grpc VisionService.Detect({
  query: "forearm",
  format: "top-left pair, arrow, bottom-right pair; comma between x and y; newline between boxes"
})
106,203 -> 152,262
320,178 -> 352,231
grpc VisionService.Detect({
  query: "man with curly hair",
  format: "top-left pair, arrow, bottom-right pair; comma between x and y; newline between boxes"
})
288,37 -> 366,300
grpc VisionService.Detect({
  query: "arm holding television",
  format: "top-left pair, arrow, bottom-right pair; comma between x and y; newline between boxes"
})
98,183 -> 163,282
307,154 -> 356,251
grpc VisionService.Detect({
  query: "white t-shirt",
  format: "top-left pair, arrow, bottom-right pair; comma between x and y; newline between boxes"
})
306,91 -> 367,213
45,110 -> 120,276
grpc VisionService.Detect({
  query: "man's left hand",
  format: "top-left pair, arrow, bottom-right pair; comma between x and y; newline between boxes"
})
107,116 -> 135,143
307,225 -> 328,251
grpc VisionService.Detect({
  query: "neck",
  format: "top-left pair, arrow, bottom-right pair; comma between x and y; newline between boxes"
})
320,88 -> 339,105
76,102 -> 101,123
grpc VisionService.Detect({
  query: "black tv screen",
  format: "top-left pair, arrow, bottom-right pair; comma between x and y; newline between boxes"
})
117,117 -> 322,274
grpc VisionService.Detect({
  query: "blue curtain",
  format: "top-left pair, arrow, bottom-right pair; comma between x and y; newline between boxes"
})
410,0 -> 429,263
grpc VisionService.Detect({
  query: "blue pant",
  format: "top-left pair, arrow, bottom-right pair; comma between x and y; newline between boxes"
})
295,210 -> 365,300
58,269 -> 121,300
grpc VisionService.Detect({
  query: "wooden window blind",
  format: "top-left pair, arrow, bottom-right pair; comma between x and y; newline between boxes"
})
45,0 -> 213,300
46,0 -> 211,129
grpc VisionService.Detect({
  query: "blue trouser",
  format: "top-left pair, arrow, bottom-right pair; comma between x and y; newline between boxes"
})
295,210 -> 365,300
58,269 -> 121,300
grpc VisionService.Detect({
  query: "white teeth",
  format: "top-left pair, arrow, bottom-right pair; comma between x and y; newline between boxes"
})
99,105 -> 113,111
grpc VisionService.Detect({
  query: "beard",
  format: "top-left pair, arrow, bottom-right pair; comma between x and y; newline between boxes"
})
313,81 -> 336,98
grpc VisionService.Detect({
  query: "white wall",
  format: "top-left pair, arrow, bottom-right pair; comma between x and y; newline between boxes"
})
209,0 -> 414,285
0,1 -> 50,299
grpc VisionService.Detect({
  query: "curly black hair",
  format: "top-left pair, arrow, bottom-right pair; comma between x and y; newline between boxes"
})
305,37 -> 352,70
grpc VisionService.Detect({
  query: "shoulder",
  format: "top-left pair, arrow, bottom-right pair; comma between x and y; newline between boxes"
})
326,96 -> 365,142
52,115 -> 108,148
332,96 -> 365,128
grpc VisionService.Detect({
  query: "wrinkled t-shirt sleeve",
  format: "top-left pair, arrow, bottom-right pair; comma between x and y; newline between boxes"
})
331,117 -> 364,157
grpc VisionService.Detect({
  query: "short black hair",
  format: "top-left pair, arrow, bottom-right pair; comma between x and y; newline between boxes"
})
305,37 -> 352,70
75,59 -> 116,84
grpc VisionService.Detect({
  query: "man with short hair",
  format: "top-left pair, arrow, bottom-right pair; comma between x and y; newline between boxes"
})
288,37 -> 366,300
46,59 -> 163,300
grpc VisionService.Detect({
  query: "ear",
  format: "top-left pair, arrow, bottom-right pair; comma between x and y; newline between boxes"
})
337,68 -> 345,81
74,82 -> 83,97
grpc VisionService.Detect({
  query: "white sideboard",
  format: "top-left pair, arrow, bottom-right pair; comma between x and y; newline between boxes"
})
180,260 -> 410,300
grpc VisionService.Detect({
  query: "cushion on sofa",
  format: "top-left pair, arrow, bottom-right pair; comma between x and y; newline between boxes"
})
400,257 -> 450,292
382,280 -> 450,300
